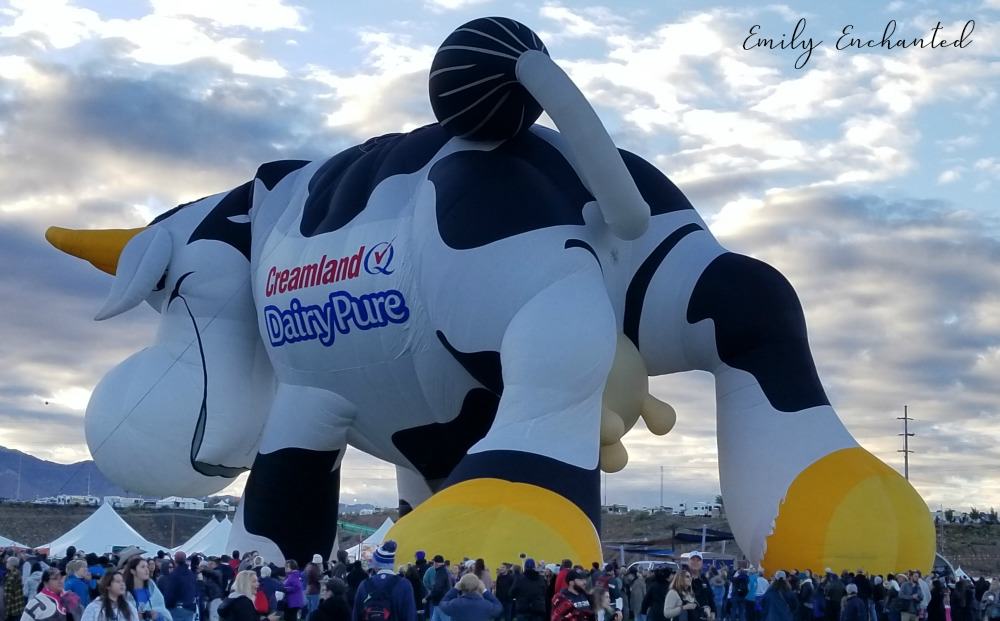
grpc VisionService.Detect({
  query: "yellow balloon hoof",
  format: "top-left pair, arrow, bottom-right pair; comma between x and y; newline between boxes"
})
762,447 -> 935,575
387,478 -> 602,570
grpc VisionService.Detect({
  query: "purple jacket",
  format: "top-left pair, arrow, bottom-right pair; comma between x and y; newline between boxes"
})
284,571 -> 305,609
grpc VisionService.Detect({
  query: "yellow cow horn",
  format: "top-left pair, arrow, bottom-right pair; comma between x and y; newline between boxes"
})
45,227 -> 146,275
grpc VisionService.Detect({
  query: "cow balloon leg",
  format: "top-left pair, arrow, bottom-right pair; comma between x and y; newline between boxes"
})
641,244 -> 935,573
389,269 -> 615,568
228,384 -> 355,565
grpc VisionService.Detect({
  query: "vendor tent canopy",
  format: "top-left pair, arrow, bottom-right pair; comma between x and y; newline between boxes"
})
40,502 -> 167,558
173,517 -> 218,553
1,534 -> 28,548
346,517 -> 394,563
177,517 -> 232,558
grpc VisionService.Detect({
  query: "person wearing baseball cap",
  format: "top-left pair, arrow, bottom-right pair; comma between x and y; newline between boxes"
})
422,554 -> 450,620
551,569 -> 594,621
682,552 -> 715,621
760,570 -> 797,621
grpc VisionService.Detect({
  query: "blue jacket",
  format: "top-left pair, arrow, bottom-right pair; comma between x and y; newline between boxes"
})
761,587 -> 797,621
352,572 -> 416,621
65,575 -> 91,607
840,596 -> 867,621
439,589 -> 503,621
162,564 -> 198,610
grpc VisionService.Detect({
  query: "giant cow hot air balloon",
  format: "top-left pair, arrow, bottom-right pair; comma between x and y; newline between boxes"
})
46,17 -> 935,574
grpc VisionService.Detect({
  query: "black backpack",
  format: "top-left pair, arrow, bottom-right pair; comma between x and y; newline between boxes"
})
361,575 -> 399,621
734,575 -> 750,598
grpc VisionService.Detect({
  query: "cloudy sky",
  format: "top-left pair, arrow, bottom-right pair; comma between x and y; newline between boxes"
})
0,0 -> 997,511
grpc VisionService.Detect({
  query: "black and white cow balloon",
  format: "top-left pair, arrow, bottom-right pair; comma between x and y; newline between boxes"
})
47,17 -> 933,573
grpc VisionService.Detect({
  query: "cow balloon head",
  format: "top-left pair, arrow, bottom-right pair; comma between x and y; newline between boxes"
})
46,184 -> 274,496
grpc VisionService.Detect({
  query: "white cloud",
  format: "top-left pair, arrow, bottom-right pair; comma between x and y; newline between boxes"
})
149,0 -> 304,31
0,0 -> 290,77
423,0 -> 492,12
938,169 -> 962,184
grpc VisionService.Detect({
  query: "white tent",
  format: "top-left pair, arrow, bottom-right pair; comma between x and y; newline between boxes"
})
175,517 -> 232,558
346,518 -> 394,563
173,517 -> 218,553
41,502 -> 167,558
1,534 -> 28,548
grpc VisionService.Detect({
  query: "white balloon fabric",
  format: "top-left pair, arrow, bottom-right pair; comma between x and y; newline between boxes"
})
47,16 -> 935,575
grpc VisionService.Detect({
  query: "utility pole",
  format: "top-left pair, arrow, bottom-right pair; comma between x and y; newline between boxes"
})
897,405 -> 914,480
659,465 -> 664,508
603,471 -> 607,506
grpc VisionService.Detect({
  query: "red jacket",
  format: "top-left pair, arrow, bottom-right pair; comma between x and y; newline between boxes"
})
551,588 -> 595,621
554,569 -> 571,595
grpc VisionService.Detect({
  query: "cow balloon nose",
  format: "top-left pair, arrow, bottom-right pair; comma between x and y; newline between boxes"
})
430,16 -> 548,141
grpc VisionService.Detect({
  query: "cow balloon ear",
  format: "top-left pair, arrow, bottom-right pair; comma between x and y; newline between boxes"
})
95,227 -> 173,321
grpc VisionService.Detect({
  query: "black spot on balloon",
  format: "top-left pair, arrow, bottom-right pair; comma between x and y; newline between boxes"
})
687,253 -> 830,412
300,124 -> 450,237
429,130 -> 593,249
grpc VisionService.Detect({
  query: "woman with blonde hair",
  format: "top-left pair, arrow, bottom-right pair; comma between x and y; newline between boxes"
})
219,571 -> 279,621
439,574 -> 503,621
663,572 -> 700,621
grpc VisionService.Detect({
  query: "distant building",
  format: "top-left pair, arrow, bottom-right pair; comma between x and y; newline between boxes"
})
155,496 -> 206,511
212,499 -> 237,512
646,506 -> 674,515
358,508 -> 375,516
603,504 -> 629,514
684,502 -> 722,517
104,496 -> 144,509
32,494 -> 100,506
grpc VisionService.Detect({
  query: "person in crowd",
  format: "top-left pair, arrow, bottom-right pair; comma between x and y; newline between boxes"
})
219,571 -> 279,621
20,568 -> 66,621
282,562 -> 304,621
761,572 -> 796,621
554,563 -> 574,598
823,572 -> 845,621
309,579 -> 350,621
439,574 -> 501,621
6,557 -> 27,621
160,554 -> 196,621
853,572 -> 872,621
708,570 -> 725,620
124,556 -> 170,621
81,572 -> 138,621
511,559 -> 546,621
662,571 -> 698,621
641,569 -> 671,621
494,564 -> 514,621
257,567 -> 283,618
331,555 -> 351,583
794,572 -> 814,621
64,561 -> 91,610
86,558 -> 105,587
423,556 -> 450,621
199,561 -> 225,621
345,564 -> 366,615
926,579 -> 944,621
472,561 -> 492,594
871,577 -> 886,621
352,542 -> 415,621
228,556 -> 241,576
401,566 -> 424,613
59,550 -> 78,575
841,585 -> 867,621
624,568 -> 646,621
896,575 -> 920,621
25,564 -> 43,600
683,554 -> 714,621
305,559 -> 323,617
950,581 -> 971,621
911,574 -> 929,621
727,569 -> 749,621
552,569 -> 594,621
591,588 -> 622,621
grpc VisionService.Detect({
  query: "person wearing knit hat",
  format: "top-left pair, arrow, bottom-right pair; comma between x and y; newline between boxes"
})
352,541 -> 416,621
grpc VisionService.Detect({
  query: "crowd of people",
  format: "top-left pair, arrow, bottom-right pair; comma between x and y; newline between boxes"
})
2,544 -> 999,621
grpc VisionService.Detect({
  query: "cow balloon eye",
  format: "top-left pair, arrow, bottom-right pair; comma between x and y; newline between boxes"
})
153,272 -> 167,292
